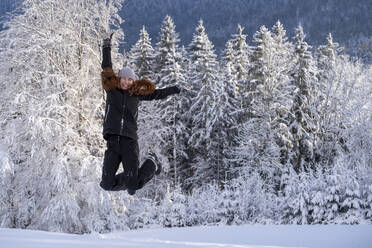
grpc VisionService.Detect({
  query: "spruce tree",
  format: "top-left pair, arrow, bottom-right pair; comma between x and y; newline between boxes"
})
223,26 -> 251,176
151,16 -> 189,188
340,172 -> 365,224
287,25 -> 320,173
160,185 -> 187,227
157,53 -> 188,187
153,15 -> 181,87
187,20 -> 224,186
233,25 -> 292,184
129,26 -> 155,79
220,40 -> 243,179
281,170 -> 311,224
322,172 -> 341,223
227,24 -> 250,101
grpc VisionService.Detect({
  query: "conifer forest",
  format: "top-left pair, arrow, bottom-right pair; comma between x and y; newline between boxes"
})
0,0 -> 371,233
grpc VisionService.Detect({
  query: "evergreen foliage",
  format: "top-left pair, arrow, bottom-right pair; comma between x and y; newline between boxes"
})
286,25 -> 320,173
129,26 -> 155,78
153,15 -> 181,86
186,20 -> 225,186
152,16 -> 189,187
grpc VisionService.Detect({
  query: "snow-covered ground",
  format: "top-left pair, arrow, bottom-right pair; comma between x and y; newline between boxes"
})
1,225 -> 371,248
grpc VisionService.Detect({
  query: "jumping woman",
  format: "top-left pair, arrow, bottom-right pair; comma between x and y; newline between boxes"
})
99,34 -> 181,195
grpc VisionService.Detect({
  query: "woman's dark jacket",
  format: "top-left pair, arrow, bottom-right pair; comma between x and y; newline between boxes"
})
101,45 -> 179,141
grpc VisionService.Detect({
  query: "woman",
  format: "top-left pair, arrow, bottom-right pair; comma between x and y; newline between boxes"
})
99,34 -> 180,195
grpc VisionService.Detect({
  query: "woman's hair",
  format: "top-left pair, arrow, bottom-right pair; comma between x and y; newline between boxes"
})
128,78 -> 155,96
101,67 -> 155,95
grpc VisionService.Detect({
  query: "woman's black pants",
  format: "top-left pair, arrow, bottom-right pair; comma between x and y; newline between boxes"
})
99,135 -> 156,194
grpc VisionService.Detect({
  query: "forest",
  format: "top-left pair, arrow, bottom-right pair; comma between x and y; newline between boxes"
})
0,0 -> 371,233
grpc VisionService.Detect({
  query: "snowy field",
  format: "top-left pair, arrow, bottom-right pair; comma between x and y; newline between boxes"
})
1,225 -> 371,248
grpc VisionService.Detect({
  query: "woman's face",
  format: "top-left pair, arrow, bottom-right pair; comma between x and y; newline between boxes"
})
120,77 -> 134,90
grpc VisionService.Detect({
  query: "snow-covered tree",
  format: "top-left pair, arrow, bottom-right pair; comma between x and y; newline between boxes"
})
271,20 -> 293,64
153,15 -> 182,86
186,20 -> 224,186
226,24 -> 251,101
268,21 -> 296,168
228,169 -> 277,224
219,26 -> 251,179
126,197 -> 159,229
232,25 -> 292,185
314,33 -> 345,165
186,184 -> 221,225
281,170 -> 311,224
0,0 -> 129,233
0,145 -> 14,226
365,184 -> 372,222
340,174 -> 364,224
146,16 -> 190,188
159,185 -> 187,227
286,25 -> 320,173
322,173 -> 342,223
218,41 -> 242,180
316,33 -> 340,84
129,26 -> 155,79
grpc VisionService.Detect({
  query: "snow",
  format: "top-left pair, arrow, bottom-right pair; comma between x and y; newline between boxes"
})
1,225 -> 371,248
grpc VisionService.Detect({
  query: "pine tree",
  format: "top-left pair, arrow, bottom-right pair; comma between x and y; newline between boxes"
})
187,184 -> 221,225
220,25 -> 251,179
187,20 -> 224,186
271,20 -> 293,61
220,40 -> 242,180
308,169 -> 328,224
151,16 -> 189,188
227,24 -> 250,100
233,25 -> 292,184
153,15 -> 181,87
126,197 -> 160,229
287,25 -> 320,173
323,173 -> 342,223
340,172 -> 365,224
157,53 -> 188,187
129,26 -> 155,79
281,170 -> 311,224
